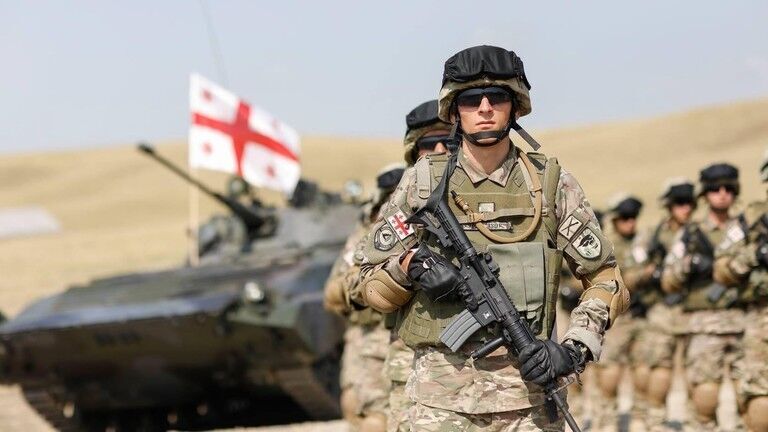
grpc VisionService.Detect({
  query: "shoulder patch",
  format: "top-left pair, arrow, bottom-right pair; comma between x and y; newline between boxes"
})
573,228 -> 602,259
373,225 -> 397,251
559,214 -> 583,240
386,210 -> 415,240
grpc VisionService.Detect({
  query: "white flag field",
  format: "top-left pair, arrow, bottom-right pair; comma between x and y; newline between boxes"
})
189,74 -> 301,195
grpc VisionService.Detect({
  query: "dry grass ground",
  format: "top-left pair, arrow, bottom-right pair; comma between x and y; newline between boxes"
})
0,98 -> 766,431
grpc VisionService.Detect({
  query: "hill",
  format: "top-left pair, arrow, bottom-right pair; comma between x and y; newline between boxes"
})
0,97 -> 766,431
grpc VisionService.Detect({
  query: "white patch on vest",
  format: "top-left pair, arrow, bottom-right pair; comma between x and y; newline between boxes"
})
386,210 -> 415,240
669,241 -> 685,259
373,225 -> 397,251
478,202 -> 495,213
559,214 -> 583,240
462,221 -> 512,231
573,228 -> 602,259
632,246 -> 648,264
726,225 -> 745,243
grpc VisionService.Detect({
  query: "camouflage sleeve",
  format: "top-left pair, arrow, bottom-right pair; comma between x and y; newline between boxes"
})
554,169 -> 625,360
323,223 -> 367,314
354,166 -> 423,307
661,229 -> 688,293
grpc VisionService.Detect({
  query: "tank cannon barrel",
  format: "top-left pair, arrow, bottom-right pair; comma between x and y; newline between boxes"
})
136,142 -> 266,232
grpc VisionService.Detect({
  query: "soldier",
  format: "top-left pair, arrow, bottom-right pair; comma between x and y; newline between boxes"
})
629,179 -> 696,430
324,163 -> 406,432
384,100 -> 453,432
661,163 -> 744,431
714,154 -> 768,432
355,45 -> 628,431
591,194 -> 643,431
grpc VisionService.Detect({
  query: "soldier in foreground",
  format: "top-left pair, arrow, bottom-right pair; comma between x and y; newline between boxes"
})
356,45 -> 628,431
629,178 -> 696,430
324,163 -> 406,432
662,163 -> 744,431
591,194 -> 644,431
714,154 -> 768,432
382,100 -> 453,432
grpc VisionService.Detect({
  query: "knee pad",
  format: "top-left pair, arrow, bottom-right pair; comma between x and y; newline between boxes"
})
691,383 -> 720,421
633,365 -> 650,395
745,396 -> 768,432
647,368 -> 673,407
340,388 -> 360,422
360,412 -> 387,432
597,365 -> 622,398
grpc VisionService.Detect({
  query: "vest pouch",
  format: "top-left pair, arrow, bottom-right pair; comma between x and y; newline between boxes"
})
486,242 -> 548,336
685,281 -> 738,311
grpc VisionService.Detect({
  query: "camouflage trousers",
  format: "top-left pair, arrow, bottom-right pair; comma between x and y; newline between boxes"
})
384,337 -> 415,432
684,311 -> 745,388
341,323 -> 391,417
408,402 -> 565,432
631,303 -> 683,369
735,304 -> 768,407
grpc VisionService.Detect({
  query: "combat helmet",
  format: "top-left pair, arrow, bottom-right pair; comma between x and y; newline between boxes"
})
365,163 -> 406,221
698,162 -> 739,196
439,45 -> 538,148
403,100 -> 453,166
607,193 -> 643,220
659,177 -> 696,208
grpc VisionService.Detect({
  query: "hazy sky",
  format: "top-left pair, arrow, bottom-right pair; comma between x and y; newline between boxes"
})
1,1 -> 767,153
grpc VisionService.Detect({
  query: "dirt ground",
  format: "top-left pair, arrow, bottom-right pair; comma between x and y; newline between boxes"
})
0,98 -> 765,430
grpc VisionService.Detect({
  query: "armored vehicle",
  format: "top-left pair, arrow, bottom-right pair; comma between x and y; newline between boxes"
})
0,144 -> 359,431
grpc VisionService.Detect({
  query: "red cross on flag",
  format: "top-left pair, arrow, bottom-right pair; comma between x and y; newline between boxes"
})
189,74 -> 301,195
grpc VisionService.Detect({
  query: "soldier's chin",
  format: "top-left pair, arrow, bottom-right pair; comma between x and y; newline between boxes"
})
473,137 -> 501,147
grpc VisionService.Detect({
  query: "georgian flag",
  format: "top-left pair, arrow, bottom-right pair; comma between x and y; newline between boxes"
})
189,74 -> 301,195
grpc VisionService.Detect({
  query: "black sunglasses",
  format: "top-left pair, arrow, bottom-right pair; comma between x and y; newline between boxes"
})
416,135 -> 450,152
670,198 -> 695,206
455,87 -> 512,109
704,184 -> 737,194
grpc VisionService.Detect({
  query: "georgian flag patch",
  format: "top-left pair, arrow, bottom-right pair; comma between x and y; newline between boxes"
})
386,210 -> 415,240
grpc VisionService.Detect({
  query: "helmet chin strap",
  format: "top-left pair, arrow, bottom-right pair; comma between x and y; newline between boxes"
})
458,119 -> 514,147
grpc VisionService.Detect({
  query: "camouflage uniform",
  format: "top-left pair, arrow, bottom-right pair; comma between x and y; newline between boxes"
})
357,144 -> 627,431
384,337 -> 416,432
662,214 -> 745,430
715,197 -> 768,427
325,166 -> 407,430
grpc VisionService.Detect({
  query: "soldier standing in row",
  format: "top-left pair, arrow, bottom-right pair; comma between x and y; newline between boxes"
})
591,194 -> 643,431
714,154 -> 768,432
662,163 -> 744,431
380,100 -> 454,432
355,45 -> 628,431
324,163 -> 406,432
628,178 -> 696,430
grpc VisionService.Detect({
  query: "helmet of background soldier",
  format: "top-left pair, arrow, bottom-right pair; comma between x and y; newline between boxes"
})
439,45 -> 531,123
372,163 -> 405,205
403,100 -> 453,166
607,193 -> 643,220
659,177 -> 696,208
761,149 -> 768,182
227,176 -> 251,198
698,162 -> 740,196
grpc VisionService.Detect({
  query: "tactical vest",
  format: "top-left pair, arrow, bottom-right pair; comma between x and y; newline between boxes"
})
741,200 -> 768,305
396,150 -> 562,347
639,221 -> 677,307
682,223 -> 736,311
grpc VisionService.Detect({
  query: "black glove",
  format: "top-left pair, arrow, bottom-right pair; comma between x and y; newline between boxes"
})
519,340 -> 584,386
690,253 -> 713,277
756,240 -> 768,269
406,244 -> 462,302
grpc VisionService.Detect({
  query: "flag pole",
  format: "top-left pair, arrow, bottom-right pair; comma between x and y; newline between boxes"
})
189,164 -> 201,266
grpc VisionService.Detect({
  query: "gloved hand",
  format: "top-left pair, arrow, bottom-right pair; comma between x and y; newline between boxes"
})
406,244 -> 462,302
519,340 -> 583,386
756,239 -> 768,269
690,253 -> 713,277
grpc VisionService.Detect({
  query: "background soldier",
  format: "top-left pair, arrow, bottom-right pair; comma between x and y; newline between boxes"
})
592,194 -> 643,431
324,163 -> 406,432
355,45 -> 628,431
662,163 -> 744,431
382,99 -> 453,432
714,154 -> 768,432
629,178 -> 696,430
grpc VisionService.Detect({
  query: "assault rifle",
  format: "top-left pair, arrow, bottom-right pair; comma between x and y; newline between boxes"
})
406,155 -> 582,432
682,225 -> 729,303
